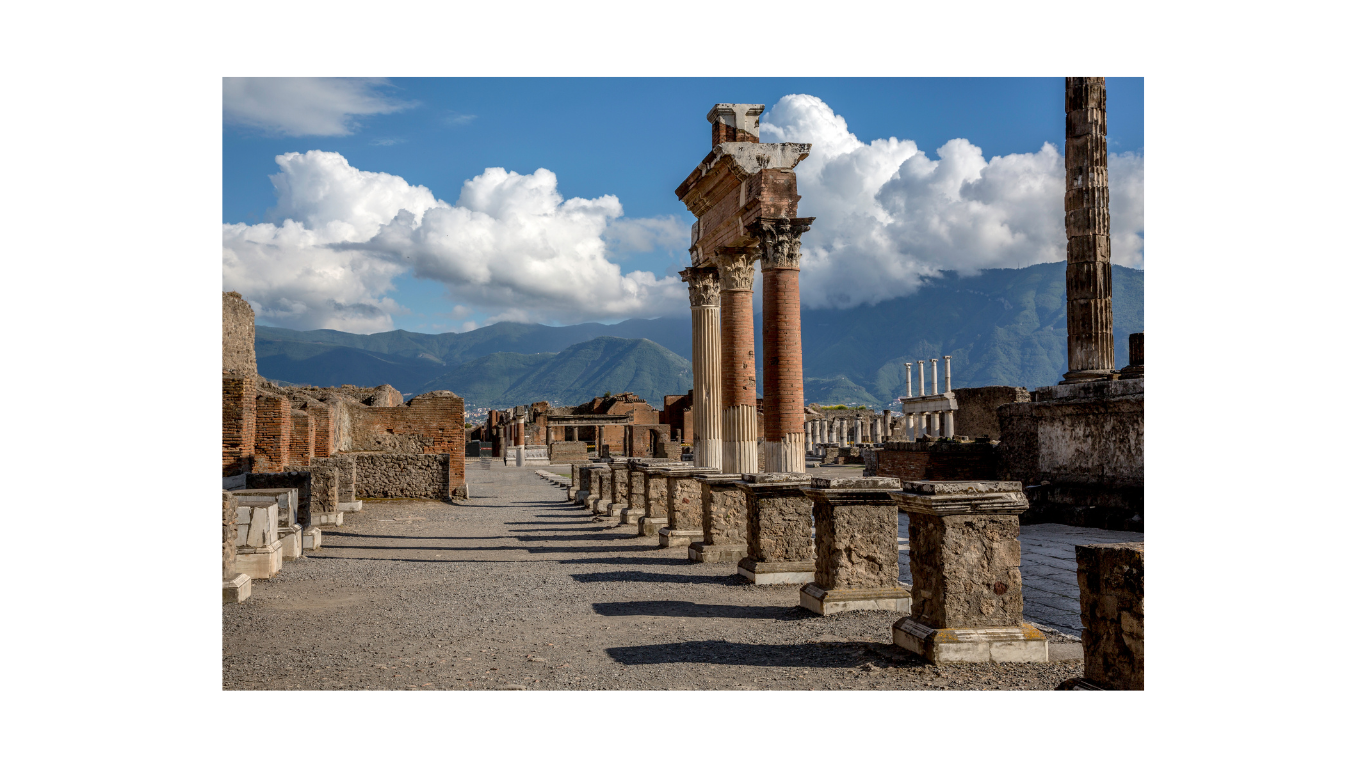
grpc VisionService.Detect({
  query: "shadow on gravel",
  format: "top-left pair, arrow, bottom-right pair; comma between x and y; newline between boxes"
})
605,640 -> 916,668
592,600 -> 808,621
572,571 -> 747,586
562,557 -> 692,566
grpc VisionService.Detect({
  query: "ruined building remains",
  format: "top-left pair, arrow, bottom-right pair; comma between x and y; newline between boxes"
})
676,104 -> 814,474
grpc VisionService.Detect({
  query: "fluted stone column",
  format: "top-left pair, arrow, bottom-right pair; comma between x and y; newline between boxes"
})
1063,76 -> 1116,382
753,217 -> 813,474
682,266 -> 722,469
717,247 -> 759,474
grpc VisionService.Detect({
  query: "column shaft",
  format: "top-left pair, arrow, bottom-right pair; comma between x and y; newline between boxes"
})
761,266 -> 805,472
718,255 -> 758,474
1064,76 -> 1116,380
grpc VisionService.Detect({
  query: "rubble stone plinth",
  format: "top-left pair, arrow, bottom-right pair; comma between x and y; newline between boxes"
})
890,480 -> 1046,663
1069,542 -> 1143,690
585,466 -> 609,512
639,465 -> 675,537
736,473 -> 815,584
800,477 -> 909,615
661,467 -> 717,547
690,473 -> 747,562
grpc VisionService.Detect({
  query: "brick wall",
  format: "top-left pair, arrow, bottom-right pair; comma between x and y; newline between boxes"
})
222,375 -> 256,476
308,404 -> 335,458
347,391 -> 466,497
252,394 -> 290,472
288,410 -> 314,467
869,441 -> 999,484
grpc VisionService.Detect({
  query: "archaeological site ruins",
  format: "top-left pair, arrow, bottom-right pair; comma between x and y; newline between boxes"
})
224,79 -> 1143,693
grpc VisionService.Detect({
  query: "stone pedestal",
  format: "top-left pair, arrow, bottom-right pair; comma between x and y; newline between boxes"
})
800,477 -> 909,615
607,460 -> 631,518
622,460 -> 654,525
660,467 -> 716,548
690,473 -> 747,563
584,466 -> 607,511
301,526 -> 323,551
638,466 -> 674,537
223,573 -> 251,603
1064,542 -> 1144,690
890,480 -> 1046,663
278,523 -> 303,561
736,473 -> 815,584
592,467 -> 615,515
235,543 -> 283,580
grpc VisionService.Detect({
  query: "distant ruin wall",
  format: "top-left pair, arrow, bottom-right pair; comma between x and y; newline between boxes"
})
867,441 -> 998,483
222,292 -> 257,376
953,386 -> 1030,440
222,376 -> 256,476
253,394 -> 290,472
549,441 -> 590,464
346,391 -> 466,496
353,453 -> 451,500
247,470 -> 312,526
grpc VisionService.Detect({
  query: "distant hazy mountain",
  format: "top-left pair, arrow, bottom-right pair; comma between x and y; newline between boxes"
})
255,261 -> 1142,408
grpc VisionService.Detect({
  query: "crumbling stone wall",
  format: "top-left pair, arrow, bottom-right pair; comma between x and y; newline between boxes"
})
222,291 -> 256,377
1077,542 -> 1144,689
353,453 -> 452,500
953,386 -> 1030,440
870,440 -> 999,483
549,441 -> 590,463
222,376 -> 256,476
308,404 -> 335,457
653,440 -> 683,461
347,391 -> 465,495
222,491 -> 238,579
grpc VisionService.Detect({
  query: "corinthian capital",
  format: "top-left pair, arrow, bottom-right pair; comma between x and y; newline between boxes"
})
749,217 -> 815,271
714,246 -> 758,291
679,266 -> 720,306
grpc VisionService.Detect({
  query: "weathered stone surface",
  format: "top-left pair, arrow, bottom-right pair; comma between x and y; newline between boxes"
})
952,386 -> 1031,440
290,464 -> 338,522
348,453 -> 450,500
740,477 -> 814,563
905,513 -> 1022,628
666,471 -> 710,531
310,454 -> 356,503
1076,542 -> 1143,690
643,467 -> 672,519
246,470 -> 312,526
222,291 -> 256,377
701,474 -> 747,546
222,491 -> 238,580
806,489 -> 900,591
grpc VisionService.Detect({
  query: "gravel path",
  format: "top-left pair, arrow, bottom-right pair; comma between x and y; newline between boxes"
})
222,463 -> 1082,690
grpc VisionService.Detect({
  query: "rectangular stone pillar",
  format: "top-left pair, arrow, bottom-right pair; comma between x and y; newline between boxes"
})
661,467 -> 717,548
227,488 -> 301,561
890,480 -> 1047,663
586,466 -> 610,514
689,473 -> 747,563
312,454 -> 359,517
799,477 -> 909,615
621,459 -> 656,526
606,459 -> 630,517
1069,542 -> 1143,690
639,465 -> 675,537
736,473 -> 815,585
233,501 -> 282,580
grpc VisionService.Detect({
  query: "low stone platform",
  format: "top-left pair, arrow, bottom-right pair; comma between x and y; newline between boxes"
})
892,619 -> 1050,663
222,573 -> 251,603
800,584 -> 909,615
738,557 -> 815,585
658,528 -> 702,548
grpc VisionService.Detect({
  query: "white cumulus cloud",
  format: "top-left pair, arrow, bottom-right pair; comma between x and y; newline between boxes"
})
761,94 -> 1144,309
223,151 -> 688,332
223,78 -> 415,136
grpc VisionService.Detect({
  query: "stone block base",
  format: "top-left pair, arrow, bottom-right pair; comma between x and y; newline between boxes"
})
582,494 -> 598,510
638,517 -> 667,537
236,540 -> 283,580
892,617 -> 1049,663
314,509 -> 345,527
301,526 -> 323,551
594,499 -> 614,515
688,542 -> 746,563
619,508 -> 645,526
278,525 -> 302,560
799,584 -> 910,615
738,557 -> 816,585
222,573 -> 251,603
338,501 -> 362,514
658,528 -> 702,548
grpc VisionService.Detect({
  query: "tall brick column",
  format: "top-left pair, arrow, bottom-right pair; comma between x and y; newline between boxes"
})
752,217 -> 814,473
716,247 -> 759,474
1063,76 -> 1116,382
682,266 -> 722,469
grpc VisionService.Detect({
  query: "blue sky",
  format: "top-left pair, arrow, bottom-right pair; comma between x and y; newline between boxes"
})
223,78 -> 1143,334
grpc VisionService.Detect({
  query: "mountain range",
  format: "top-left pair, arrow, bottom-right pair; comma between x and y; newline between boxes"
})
255,261 -> 1143,409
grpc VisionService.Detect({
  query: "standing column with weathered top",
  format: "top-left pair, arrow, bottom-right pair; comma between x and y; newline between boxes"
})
752,217 -> 814,473
682,266 -> 722,469
717,248 -> 760,474
1063,76 -> 1116,382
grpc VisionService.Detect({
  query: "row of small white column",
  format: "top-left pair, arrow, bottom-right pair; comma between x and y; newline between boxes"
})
804,414 -> 895,451
902,355 -> 955,440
